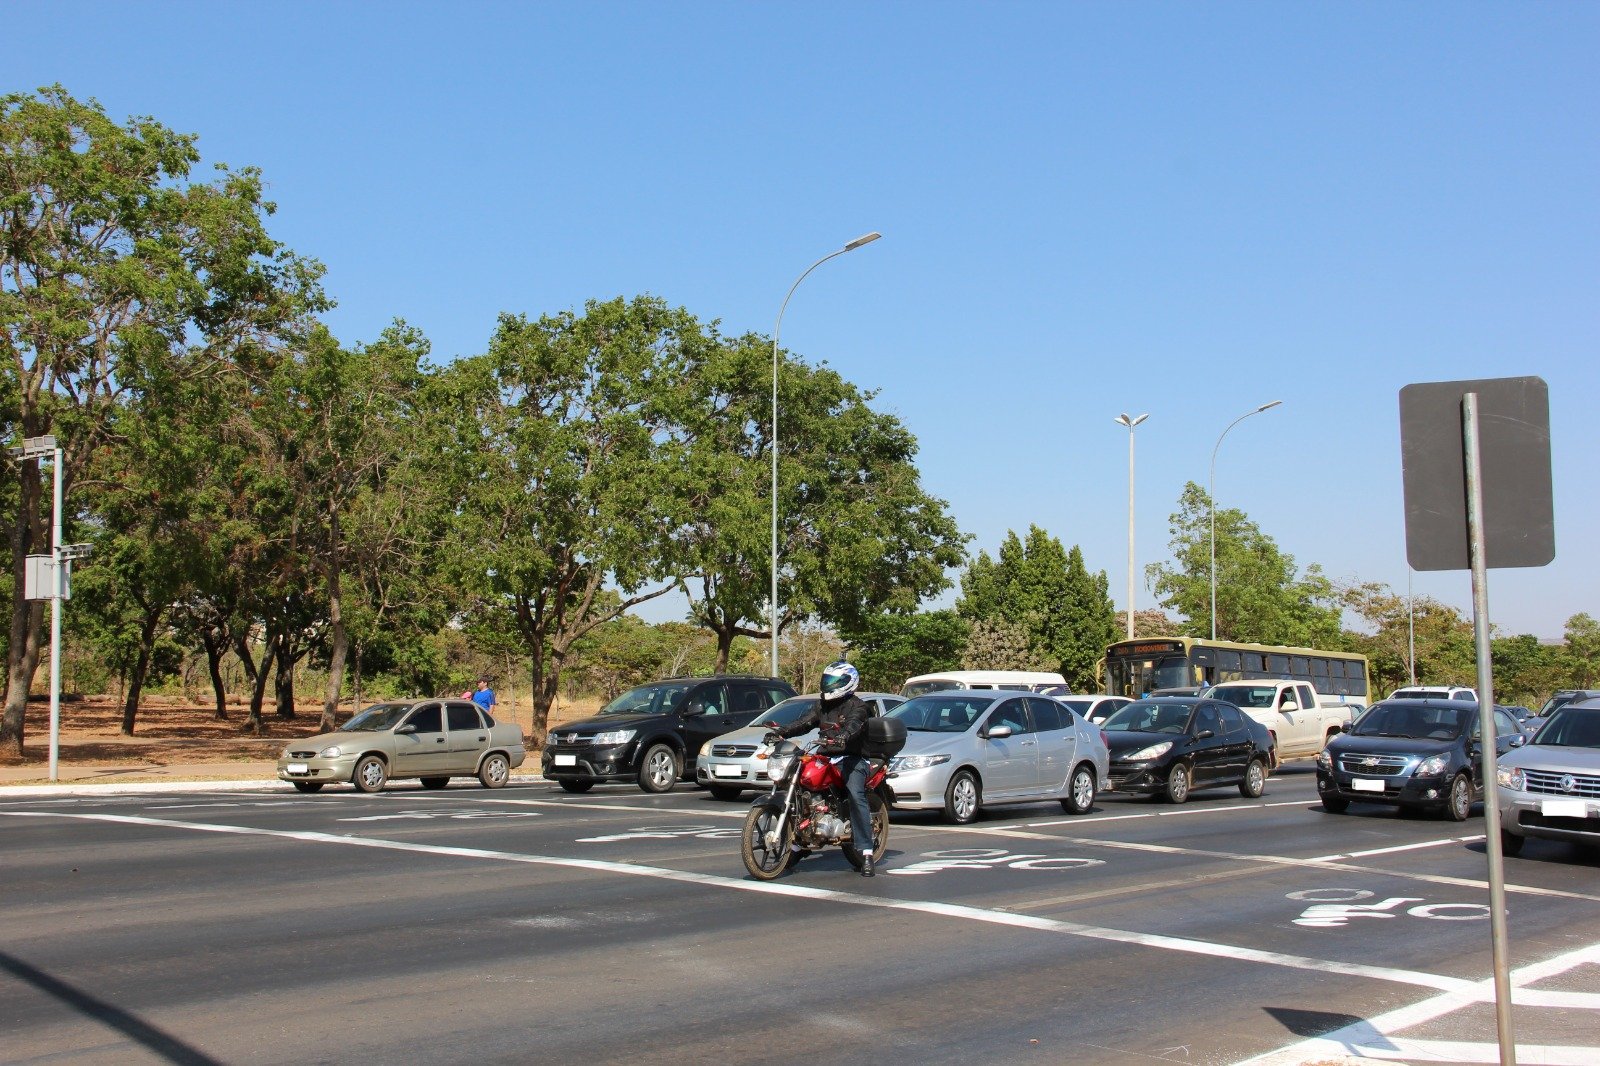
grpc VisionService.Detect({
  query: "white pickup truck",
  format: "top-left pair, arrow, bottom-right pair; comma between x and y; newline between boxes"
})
1203,680 -> 1363,762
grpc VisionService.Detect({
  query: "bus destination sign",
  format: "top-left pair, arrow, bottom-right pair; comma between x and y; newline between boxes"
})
1116,641 -> 1183,656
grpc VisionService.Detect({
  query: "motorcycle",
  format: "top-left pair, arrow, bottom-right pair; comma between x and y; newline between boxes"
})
740,739 -> 892,880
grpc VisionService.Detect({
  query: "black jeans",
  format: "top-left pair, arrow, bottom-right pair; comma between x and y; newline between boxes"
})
839,754 -> 875,852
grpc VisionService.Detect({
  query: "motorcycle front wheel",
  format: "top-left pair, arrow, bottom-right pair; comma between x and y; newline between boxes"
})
842,792 -> 889,871
741,804 -> 794,881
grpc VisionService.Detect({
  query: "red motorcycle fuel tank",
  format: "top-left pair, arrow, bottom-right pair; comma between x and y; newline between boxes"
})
799,755 -> 843,791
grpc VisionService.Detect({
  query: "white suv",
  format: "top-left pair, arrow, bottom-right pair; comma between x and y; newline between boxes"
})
1388,685 -> 1478,702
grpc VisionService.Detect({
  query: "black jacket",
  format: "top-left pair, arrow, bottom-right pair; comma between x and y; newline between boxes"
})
774,694 -> 872,756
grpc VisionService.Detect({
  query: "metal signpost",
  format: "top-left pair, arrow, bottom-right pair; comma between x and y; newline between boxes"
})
1400,375 -> 1555,1066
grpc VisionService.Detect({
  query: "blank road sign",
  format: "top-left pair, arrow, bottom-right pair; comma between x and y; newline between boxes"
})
1399,376 -> 1554,572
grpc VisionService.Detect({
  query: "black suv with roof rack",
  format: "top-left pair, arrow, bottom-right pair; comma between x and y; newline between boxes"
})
541,675 -> 796,794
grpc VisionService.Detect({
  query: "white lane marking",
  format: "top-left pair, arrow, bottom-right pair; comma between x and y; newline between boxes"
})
1306,835 -> 1484,862
1235,942 -> 1600,1065
1289,1038 -> 1599,1064
1025,799 -> 1310,827
0,810 -> 1500,997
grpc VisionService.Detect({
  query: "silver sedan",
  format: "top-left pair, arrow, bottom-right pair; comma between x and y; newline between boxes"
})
883,690 -> 1110,824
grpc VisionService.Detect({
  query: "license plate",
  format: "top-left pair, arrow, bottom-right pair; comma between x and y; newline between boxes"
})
1351,777 -> 1386,792
553,754 -> 576,766
712,764 -> 742,778
287,763 -> 308,774
1541,798 -> 1589,818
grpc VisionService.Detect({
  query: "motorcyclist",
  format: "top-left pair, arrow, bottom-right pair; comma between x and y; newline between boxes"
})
764,660 -> 879,877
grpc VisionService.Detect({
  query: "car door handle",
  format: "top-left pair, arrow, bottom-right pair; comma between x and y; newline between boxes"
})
1020,739 -> 1036,746
436,738 -> 446,744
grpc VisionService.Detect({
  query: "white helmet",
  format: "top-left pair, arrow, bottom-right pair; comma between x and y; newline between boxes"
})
820,661 -> 860,700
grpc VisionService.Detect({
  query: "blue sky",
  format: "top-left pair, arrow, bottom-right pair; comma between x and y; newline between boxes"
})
13,2 -> 1597,638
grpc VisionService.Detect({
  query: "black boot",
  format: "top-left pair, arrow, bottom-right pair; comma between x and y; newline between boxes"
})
860,851 -> 875,878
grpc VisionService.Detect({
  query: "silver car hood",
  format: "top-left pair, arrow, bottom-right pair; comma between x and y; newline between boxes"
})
893,731 -> 972,758
1500,744 -> 1600,774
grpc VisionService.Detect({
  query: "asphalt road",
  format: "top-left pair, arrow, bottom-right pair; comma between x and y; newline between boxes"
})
3,766 -> 1598,1066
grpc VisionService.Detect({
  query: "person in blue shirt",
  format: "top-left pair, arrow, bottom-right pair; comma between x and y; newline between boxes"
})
472,678 -> 497,714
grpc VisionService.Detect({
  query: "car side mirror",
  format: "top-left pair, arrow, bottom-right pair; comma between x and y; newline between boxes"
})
1340,723 -> 1351,733
983,724 -> 1013,740
1281,700 -> 1300,712
1194,729 -> 1215,740
681,705 -> 704,717
1509,734 -> 1526,748
395,724 -> 416,735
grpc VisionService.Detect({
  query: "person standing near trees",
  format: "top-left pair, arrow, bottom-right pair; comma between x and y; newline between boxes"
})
472,678 -> 497,714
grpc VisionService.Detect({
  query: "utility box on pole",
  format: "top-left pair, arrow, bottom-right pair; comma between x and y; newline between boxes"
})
23,555 -> 61,600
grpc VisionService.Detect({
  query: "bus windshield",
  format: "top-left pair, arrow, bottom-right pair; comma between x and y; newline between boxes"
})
1106,655 -> 1193,698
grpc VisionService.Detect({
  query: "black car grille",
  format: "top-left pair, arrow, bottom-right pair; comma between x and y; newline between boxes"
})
288,750 -> 319,759
1523,769 -> 1600,797
551,733 -> 590,746
1338,753 -> 1410,776
713,744 -> 757,758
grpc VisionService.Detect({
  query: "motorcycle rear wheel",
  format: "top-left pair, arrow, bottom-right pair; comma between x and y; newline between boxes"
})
741,805 -> 794,881
842,793 -> 889,871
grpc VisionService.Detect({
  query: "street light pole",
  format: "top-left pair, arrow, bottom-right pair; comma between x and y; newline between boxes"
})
1209,400 -> 1283,640
770,231 -> 881,679
1114,413 -> 1148,641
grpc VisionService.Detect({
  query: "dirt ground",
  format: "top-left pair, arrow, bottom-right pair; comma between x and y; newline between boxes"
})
0,693 -> 601,768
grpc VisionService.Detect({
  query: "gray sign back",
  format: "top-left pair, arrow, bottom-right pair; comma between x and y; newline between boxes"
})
1399,376 -> 1554,572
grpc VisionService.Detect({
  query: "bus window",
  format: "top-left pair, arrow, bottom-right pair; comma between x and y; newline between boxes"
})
1243,653 -> 1265,673
1216,649 -> 1242,682
1290,656 -> 1309,679
1311,658 -> 1329,680
1267,654 -> 1290,674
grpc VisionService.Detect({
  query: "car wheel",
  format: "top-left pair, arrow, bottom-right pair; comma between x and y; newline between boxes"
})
942,770 -> 981,824
558,779 -> 593,794
1320,794 -> 1349,814
1060,763 -> 1096,815
478,753 -> 510,789
1238,758 -> 1267,799
352,755 -> 387,794
290,780 -> 324,794
638,744 -> 678,793
843,792 -> 890,869
1500,827 -> 1524,856
741,804 -> 792,880
708,785 -> 744,801
1443,773 -> 1472,822
1164,762 -> 1191,804
420,776 -> 450,790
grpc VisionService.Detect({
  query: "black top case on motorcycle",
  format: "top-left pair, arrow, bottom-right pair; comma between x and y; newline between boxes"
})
861,716 -> 907,759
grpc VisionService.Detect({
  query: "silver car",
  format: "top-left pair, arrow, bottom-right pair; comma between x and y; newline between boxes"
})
1495,699 -> 1600,858
694,692 -> 903,799
883,690 -> 1110,824
277,699 -> 526,793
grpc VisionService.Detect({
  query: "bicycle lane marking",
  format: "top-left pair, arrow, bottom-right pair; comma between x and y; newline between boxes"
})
7,809 -> 1599,1011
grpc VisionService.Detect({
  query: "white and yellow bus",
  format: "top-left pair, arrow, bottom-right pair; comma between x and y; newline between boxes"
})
1103,636 -> 1370,706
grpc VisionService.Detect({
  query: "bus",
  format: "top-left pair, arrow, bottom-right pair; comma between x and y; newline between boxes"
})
1103,636 -> 1370,706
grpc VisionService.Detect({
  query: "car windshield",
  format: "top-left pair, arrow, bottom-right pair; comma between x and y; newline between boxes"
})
1353,702 -> 1467,740
1529,707 -> 1600,748
1102,701 -> 1195,733
764,696 -> 820,728
1057,698 -> 1092,713
1537,694 -> 1585,717
888,694 -> 994,732
338,703 -> 413,732
1208,686 -> 1277,709
598,683 -> 691,715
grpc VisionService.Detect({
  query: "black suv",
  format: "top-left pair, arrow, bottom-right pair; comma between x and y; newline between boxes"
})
1316,699 -> 1524,820
542,676 -> 796,794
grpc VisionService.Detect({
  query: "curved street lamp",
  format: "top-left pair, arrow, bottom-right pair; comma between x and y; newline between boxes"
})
771,231 -> 881,677
1209,400 -> 1283,640
1113,413 -> 1148,640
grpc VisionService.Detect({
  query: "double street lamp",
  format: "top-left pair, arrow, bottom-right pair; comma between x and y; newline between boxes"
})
770,231 -> 881,677
1209,400 -> 1282,640
1113,413 -> 1148,640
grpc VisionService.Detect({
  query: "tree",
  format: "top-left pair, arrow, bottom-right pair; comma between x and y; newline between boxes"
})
960,617 -> 1038,671
1145,483 -> 1342,647
673,332 -> 966,674
843,610 -> 967,693
1563,613 -> 1600,688
1338,580 -> 1475,697
957,526 -> 1115,689
0,86 -> 323,754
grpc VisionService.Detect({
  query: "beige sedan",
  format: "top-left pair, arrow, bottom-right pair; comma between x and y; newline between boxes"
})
277,699 -> 526,793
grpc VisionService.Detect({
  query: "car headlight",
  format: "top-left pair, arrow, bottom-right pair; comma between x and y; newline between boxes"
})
889,753 -> 951,772
1497,767 -> 1525,790
1315,750 -> 1331,771
1415,754 -> 1448,776
320,746 -> 344,759
590,730 -> 636,746
1128,741 -> 1173,760
699,741 -> 712,758
765,753 -> 795,783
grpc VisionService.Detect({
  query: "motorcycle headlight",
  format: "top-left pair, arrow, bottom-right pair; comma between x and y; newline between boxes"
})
889,753 -> 950,772
1415,755 -> 1448,777
1315,750 -> 1331,771
1128,741 -> 1173,761
1497,767 -> 1525,791
321,746 -> 344,759
765,753 -> 794,783
590,730 -> 636,746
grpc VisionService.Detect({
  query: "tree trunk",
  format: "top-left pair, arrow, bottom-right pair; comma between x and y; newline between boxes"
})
1,466 -> 46,757
120,605 -> 163,735
319,522 -> 346,733
201,626 -> 229,720
273,632 -> 296,719
244,640 -> 276,736
713,626 -> 734,673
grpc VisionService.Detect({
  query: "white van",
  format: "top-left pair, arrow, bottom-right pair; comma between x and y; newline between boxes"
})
901,670 -> 1070,699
